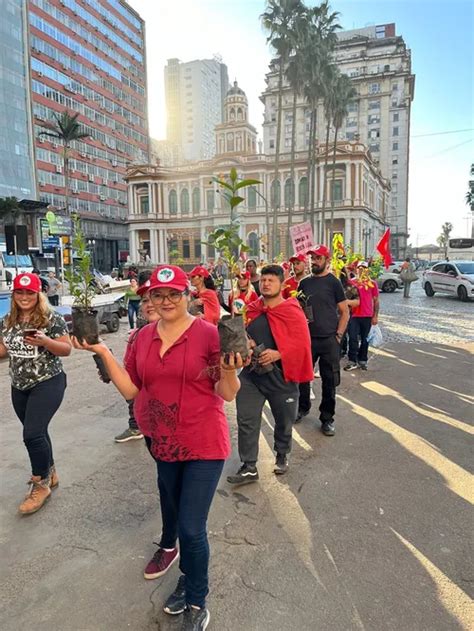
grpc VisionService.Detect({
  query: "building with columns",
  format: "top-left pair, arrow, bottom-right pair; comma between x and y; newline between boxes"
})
125,82 -> 390,266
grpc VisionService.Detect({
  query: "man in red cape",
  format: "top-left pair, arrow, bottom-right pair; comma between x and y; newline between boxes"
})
227,265 -> 313,485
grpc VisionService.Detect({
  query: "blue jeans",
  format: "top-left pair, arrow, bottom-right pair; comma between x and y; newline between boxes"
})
348,316 -> 372,363
127,300 -> 140,328
156,459 -> 224,608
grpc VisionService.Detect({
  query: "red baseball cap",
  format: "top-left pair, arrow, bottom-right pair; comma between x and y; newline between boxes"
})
148,265 -> 189,292
188,265 -> 210,278
307,245 -> 330,258
236,270 -> 251,279
289,253 -> 306,263
13,273 -> 42,293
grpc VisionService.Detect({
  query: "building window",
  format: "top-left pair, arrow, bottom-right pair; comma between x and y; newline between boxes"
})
139,196 -> 149,213
248,232 -> 259,257
347,101 -> 358,113
248,186 -> 257,209
330,179 -> 343,201
182,239 -> 190,259
192,187 -> 200,214
269,140 -> 275,149
206,189 -> 214,212
346,117 -> 358,128
271,179 -> 281,207
169,189 -> 177,215
392,127 -> 399,136
392,157 -> 398,165
169,238 -> 178,254
392,142 -> 399,151
180,188 -> 189,214
227,132 -> 234,152
284,178 -> 294,207
392,82 -> 399,91
369,83 -> 380,94
393,112 -> 399,122
194,240 -> 201,259
368,100 -> 380,110
299,177 -> 308,208
368,114 -> 380,125
369,143 -> 380,153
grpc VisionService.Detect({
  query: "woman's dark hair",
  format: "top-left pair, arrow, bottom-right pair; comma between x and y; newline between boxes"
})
203,275 -> 216,291
138,270 -> 152,286
260,264 -> 284,282
405,256 -> 411,262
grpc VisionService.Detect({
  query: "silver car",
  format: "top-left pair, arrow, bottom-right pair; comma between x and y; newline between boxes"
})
377,271 -> 403,293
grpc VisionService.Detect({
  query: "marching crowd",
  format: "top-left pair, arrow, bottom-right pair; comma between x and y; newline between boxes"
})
0,244 -> 380,631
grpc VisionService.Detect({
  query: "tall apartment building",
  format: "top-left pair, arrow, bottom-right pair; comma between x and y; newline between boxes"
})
29,0 -> 149,270
164,57 -> 229,162
0,0 -> 36,201
261,23 -> 415,258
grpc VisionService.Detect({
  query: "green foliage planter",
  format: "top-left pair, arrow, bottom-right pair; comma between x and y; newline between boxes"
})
206,168 -> 261,360
65,217 -> 99,344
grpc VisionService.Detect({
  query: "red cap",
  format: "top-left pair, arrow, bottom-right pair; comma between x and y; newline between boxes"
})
236,270 -> 251,280
136,279 -> 152,296
189,265 -> 210,278
13,273 -> 42,293
282,262 -> 291,271
289,253 -> 306,263
307,245 -> 330,258
148,265 -> 189,292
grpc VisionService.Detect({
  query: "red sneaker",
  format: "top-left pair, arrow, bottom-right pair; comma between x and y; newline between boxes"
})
144,546 -> 179,580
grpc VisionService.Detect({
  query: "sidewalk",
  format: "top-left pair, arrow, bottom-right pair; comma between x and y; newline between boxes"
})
0,335 -> 472,630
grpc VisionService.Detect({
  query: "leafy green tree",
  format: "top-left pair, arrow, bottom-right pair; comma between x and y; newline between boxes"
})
0,197 -> 22,224
39,111 -> 89,218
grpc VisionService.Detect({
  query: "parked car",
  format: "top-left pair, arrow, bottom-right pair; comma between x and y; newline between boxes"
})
422,261 -> 474,302
388,261 -> 404,274
377,271 -> 403,293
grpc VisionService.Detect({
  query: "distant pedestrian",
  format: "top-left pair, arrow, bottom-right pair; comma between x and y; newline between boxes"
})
32,268 -> 49,293
245,259 -> 261,296
282,253 -> 307,299
227,265 -> 313,484
297,246 -> 349,434
226,270 -> 258,315
0,273 -> 71,514
344,261 -> 379,372
46,271 -> 61,306
73,265 -> 243,630
189,266 -> 221,325
400,256 -> 417,298
125,277 -> 141,328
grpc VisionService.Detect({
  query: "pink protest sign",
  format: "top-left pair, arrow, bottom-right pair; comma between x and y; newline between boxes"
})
290,221 -> 315,255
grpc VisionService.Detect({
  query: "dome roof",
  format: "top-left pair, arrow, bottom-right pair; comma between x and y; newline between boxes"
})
226,80 -> 246,98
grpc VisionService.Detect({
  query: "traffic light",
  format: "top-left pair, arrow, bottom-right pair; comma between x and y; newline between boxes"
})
62,236 -> 70,265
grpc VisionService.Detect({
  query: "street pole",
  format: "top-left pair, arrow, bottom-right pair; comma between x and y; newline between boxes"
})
59,238 -> 65,299
13,232 -> 18,276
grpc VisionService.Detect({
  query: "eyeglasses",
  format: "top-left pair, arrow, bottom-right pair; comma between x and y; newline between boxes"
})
149,290 -> 184,304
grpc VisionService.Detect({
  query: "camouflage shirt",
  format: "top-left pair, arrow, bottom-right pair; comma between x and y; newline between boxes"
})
1,311 -> 68,390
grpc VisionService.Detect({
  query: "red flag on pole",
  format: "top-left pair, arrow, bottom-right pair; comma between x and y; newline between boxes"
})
376,228 -> 393,269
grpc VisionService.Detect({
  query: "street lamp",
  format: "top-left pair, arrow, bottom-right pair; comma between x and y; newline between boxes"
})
87,239 -> 96,270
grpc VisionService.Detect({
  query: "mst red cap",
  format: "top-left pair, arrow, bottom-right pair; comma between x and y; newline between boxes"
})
148,265 -> 189,292
188,265 -> 210,278
307,245 -> 331,258
289,253 -> 306,263
236,270 -> 251,279
13,273 -> 42,293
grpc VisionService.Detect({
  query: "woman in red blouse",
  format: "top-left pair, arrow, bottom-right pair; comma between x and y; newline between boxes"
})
73,265 -> 242,631
189,265 -> 221,325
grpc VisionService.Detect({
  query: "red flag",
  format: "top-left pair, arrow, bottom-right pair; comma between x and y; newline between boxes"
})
376,228 -> 393,269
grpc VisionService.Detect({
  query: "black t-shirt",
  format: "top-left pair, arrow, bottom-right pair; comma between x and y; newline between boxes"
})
243,313 -> 285,386
251,279 -> 261,297
299,274 -> 346,338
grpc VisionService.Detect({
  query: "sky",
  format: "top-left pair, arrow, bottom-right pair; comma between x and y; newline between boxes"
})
128,0 -> 473,246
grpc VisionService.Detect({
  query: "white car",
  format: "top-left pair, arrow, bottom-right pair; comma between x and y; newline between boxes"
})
422,260 -> 474,302
377,272 -> 403,293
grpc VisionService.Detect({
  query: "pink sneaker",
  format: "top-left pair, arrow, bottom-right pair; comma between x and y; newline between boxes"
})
144,546 -> 179,580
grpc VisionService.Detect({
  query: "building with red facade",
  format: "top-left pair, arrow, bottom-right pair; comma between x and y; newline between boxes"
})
29,0 -> 148,270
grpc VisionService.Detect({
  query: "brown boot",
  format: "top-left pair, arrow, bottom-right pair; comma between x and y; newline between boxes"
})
50,466 -> 59,489
19,476 -> 51,515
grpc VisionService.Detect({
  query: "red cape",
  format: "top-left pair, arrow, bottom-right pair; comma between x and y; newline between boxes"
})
245,297 -> 313,383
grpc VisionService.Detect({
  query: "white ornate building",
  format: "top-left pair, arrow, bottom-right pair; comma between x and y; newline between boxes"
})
125,82 -> 390,266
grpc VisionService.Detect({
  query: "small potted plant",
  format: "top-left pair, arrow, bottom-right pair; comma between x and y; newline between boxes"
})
65,217 -> 99,343
206,168 -> 261,360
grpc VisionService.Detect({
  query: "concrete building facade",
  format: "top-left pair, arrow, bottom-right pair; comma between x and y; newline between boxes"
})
164,57 -> 229,162
29,0 -> 149,269
260,23 -> 414,258
126,83 -> 390,266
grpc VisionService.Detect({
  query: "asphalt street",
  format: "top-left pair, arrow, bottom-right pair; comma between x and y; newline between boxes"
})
0,287 -> 472,630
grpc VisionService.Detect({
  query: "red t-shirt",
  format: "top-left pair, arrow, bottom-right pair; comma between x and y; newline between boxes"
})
228,289 -> 258,314
282,276 -> 299,299
124,318 -> 230,462
195,288 -> 221,325
350,280 -> 379,318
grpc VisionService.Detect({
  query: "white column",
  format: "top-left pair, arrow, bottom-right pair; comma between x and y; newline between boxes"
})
161,230 -> 168,262
154,183 -> 159,215
344,217 -> 351,245
129,230 -> 138,262
200,226 -> 207,261
150,229 -> 159,263
148,182 -> 153,214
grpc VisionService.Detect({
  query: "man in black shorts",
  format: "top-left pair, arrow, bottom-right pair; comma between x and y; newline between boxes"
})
297,246 -> 349,435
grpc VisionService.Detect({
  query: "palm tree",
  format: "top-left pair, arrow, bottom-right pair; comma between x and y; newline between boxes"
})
301,1 -> 341,239
328,74 -> 357,239
261,0 -> 305,258
436,222 -> 453,258
39,111 -> 89,218
285,10 -> 310,253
